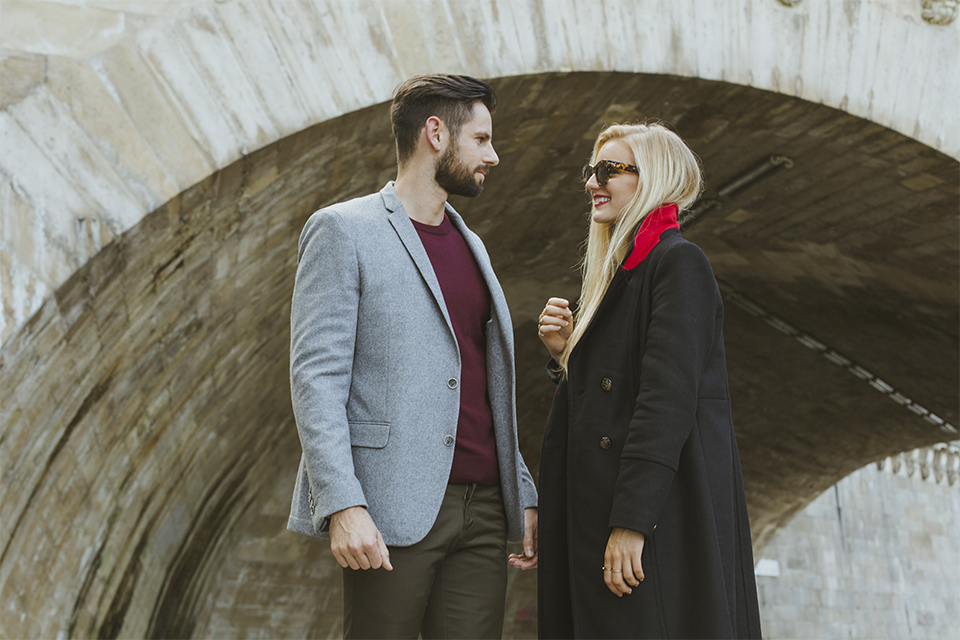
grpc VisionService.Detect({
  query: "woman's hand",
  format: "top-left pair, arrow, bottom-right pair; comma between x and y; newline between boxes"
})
603,527 -> 645,597
538,297 -> 573,361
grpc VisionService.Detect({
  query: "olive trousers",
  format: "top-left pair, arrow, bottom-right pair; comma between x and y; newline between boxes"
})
342,483 -> 508,639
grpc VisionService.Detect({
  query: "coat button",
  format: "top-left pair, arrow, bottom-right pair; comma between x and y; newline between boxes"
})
443,435 -> 455,446
447,378 -> 458,389
601,378 -> 612,392
600,437 -> 612,449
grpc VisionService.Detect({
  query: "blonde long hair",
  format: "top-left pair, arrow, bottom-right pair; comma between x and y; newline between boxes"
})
557,123 -> 703,375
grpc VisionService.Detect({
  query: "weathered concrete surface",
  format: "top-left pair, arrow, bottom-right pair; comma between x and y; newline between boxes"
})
2,0 -> 958,343
756,444 -> 960,639
1,71 -> 957,637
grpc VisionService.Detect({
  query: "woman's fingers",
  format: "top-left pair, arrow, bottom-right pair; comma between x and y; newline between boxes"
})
542,304 -> 572,319
604,528 -> 645,596
539,315 -> 567,329
603,566 -> 631,596
622,556 -> 641,587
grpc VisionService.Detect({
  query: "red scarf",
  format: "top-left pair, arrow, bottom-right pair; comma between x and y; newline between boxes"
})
622,203 -> 680,271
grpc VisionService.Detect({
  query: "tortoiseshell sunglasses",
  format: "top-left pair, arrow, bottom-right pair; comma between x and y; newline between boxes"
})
582,160 -> 639,186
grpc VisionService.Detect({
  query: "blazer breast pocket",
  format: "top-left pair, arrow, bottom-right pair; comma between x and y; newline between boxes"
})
349,421 -> 391,449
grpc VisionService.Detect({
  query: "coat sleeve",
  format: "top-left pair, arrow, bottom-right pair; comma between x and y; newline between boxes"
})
545,359 -> 562,385
290,209 -> 368,533
608,241 -> 720,536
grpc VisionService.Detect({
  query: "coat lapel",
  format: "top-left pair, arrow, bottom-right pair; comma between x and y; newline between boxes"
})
380,184 -> 455,335
575,271 -> 627,350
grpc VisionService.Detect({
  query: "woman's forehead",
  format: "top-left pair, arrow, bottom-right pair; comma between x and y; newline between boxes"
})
596,139 -> 633,162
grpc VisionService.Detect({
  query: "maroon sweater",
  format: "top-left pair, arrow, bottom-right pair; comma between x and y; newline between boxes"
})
412,213 -> 499,486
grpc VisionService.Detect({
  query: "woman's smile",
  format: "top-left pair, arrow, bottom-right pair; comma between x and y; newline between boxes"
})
587,139 -> 640,224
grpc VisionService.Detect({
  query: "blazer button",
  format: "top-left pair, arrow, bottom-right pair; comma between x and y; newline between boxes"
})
447,378 -> 458,389
601,378 -> 612,392
443,435 -> 455,446
599,437 -> 612,450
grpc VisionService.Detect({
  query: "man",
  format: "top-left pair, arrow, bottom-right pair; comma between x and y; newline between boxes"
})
287,74 -> 538,639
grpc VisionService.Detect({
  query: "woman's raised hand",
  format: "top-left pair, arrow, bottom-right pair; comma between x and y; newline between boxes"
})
538,297 -> 573,361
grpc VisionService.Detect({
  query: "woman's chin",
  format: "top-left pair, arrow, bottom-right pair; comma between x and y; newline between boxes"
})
592,208 -> 621,225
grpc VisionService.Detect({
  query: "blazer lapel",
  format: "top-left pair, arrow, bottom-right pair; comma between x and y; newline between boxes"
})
446,207 -> 513,351
380,184 -> 455,335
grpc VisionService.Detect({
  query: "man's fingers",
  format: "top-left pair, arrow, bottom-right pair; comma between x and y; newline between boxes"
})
378,535 -> 393,571
331,548 -> 350,569
508,553 -> 538,570
348,543 -> 373,570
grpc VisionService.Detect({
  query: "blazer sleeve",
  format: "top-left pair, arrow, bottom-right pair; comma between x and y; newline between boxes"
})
608,241 -> 720,536
290,209 -> 368,532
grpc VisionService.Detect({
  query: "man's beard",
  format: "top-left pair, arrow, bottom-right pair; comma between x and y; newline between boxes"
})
435,145 -> 485,198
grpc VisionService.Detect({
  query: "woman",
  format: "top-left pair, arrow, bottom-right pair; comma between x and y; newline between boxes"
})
531,123 -> 761,638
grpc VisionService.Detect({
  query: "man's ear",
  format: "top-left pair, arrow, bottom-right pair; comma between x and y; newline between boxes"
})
425,116 -> 444,152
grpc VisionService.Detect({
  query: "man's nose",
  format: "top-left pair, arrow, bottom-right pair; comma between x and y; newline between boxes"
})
484,145 -> 499,166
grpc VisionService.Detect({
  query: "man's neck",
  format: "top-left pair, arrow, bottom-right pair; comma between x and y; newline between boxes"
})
394,163 -> 448,226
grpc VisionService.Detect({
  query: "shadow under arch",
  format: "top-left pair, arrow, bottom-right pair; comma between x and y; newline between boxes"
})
1,71 -> 956,638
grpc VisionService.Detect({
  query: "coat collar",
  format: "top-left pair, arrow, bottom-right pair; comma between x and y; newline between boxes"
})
575,205 -> 681,349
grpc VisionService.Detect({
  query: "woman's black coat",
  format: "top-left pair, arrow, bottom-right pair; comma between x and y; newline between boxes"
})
538,228 -> 762,639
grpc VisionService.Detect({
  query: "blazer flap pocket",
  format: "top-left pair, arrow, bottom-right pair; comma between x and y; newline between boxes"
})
349,421 -> 390,449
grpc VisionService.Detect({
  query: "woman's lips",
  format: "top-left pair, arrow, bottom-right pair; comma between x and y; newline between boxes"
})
594,195 -> 611,206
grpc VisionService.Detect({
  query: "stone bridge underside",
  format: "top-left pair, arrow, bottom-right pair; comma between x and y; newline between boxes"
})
2,70 -> 957,637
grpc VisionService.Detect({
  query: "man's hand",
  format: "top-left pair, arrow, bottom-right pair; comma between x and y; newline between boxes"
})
329,506 -> 393,571
603,527 -> 644,596
508,507 -> 538,570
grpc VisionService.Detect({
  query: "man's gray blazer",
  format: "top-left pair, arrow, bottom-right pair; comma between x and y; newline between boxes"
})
287,182 -> 538,546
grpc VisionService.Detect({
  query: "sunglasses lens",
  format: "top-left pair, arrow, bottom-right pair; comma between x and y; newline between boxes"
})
582,165 -> 592,183
595,163 -> 609,186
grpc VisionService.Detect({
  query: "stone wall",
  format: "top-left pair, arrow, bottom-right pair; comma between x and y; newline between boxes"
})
756,443 -> 960,639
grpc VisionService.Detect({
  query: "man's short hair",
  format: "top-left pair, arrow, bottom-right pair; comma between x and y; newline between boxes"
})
390,74 -> 497,165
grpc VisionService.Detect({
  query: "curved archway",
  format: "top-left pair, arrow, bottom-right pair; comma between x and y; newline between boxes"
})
2,70 -> 956,637
2,0 -> 957,341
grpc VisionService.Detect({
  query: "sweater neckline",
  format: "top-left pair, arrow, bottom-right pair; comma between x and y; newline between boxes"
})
411,212 -> 453,235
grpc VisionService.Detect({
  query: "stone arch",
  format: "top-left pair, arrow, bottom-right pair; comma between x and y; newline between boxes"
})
2,0 -> 957,340
2,1 -> 958,636
3,69 -> 957,637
